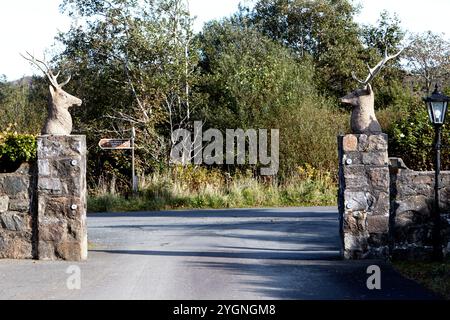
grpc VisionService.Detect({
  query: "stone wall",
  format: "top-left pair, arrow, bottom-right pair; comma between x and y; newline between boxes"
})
390,158 -> 450,260
0,163 -> 37,259
0,135 -> 87,261
338,134 -> 390,259
338,134 -> 450,260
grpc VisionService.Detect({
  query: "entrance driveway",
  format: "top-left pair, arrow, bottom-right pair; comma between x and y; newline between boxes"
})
0,207 -> 438,299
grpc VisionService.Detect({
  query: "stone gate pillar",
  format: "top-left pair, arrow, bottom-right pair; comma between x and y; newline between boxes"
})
37,135 -> 87,261
338,134 -> 390,259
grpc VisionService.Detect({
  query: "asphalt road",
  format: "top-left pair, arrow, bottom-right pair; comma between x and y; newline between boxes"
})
0,207 -> 439,300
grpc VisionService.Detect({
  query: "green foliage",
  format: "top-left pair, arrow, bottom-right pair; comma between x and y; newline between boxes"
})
198,20 -> 348,176
388,98 -> 450,171
247,0 -> 366,97
199,20 -> 316,128
0,76 -> 48,134
0,124 -> 37,170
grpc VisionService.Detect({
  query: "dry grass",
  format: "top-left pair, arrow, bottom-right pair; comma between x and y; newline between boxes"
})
88,165 -> 337,212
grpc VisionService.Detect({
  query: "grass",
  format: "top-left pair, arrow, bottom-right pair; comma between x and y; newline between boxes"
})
393,259 -> 450,299
88,165 -> 337,213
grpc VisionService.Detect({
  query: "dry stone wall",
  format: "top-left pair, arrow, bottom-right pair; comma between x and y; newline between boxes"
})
390,158 -> 450,260
0,163 -> 37,259
0,135 -> 87,261
339,134 -> 450,260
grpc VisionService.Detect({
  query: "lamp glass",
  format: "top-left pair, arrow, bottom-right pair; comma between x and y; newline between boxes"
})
428,101 -> 448,125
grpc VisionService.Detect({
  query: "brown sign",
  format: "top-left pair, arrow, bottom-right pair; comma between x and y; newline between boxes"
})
98,139 -> 132,150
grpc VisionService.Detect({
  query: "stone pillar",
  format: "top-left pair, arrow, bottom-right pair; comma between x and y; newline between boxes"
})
338,134 -> 390,259
37,135 -> 87,261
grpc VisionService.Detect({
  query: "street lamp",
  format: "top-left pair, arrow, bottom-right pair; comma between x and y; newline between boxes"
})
424,84 -> 449,261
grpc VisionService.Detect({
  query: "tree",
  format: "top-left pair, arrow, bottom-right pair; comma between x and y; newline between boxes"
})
57,0 -> 204,190
361,10 -> 405,56
404,31 -> 450,93
359,11 -> 407,109
247,0 -> 366,97
0,76 -> 48,134
198,20 -> 347,176
198,20 -> 315,129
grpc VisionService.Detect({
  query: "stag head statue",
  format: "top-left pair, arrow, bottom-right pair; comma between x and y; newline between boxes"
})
341,48 -> 403,134
22,52 -> 82,135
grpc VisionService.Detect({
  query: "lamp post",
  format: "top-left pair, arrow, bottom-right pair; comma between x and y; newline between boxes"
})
423,84 -> 449,262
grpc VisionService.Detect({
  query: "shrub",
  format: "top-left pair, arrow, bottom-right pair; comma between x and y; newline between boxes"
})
0,124 -> 37,172
388,98 -> 450,171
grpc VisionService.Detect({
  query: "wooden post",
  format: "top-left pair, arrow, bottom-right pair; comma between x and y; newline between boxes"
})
131,127 -> 137,195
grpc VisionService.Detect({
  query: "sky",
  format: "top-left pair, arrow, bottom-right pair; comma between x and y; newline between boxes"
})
0,0 -> 448,81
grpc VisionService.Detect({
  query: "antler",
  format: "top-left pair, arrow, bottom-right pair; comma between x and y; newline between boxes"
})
20,51 -> 71,88
352,48 -> 404,86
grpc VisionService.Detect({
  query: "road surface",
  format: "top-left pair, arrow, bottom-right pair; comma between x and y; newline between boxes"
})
0,207 -> 439,299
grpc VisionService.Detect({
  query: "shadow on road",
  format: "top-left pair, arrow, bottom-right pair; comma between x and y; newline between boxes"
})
88,207 -> 439,300
91,249 -> 341,260
88,207 -> 337,219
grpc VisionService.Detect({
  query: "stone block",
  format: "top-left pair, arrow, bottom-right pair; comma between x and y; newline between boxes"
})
38,159 -> 50,177
0,212 -> 31,232
343,233 -> 369,259
38,177 -> 63,194
0,233 -> 33,259
344,233 -> 368,251
368,167 -> 390,190
367,134 -> 388,151
39,239 -> 87,261
396,195 -> 431,216
412,174 -> 433,185
343,211 -> 367,233
357,134 -> 369,151
342,152 -> 362,165
38,135 -> 86,159
342,135 -> 358,151
344,190 -> 374,212
38,196 -> 82,219
8,197 -> 30,212
37,241 -> 56,260
53,158 -> 82,178
343,166 -> 370,190
367,215 -> 389,233
55,241 -> 87,261
38,217 -> 66,242
0,195 -> 9,213
372,192 -> 390,216
362,151 -> 389,166
2,176 -> 28,194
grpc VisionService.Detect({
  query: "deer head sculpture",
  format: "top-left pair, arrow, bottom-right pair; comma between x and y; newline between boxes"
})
341,48 -> 403,134
22,52 -> 82,135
